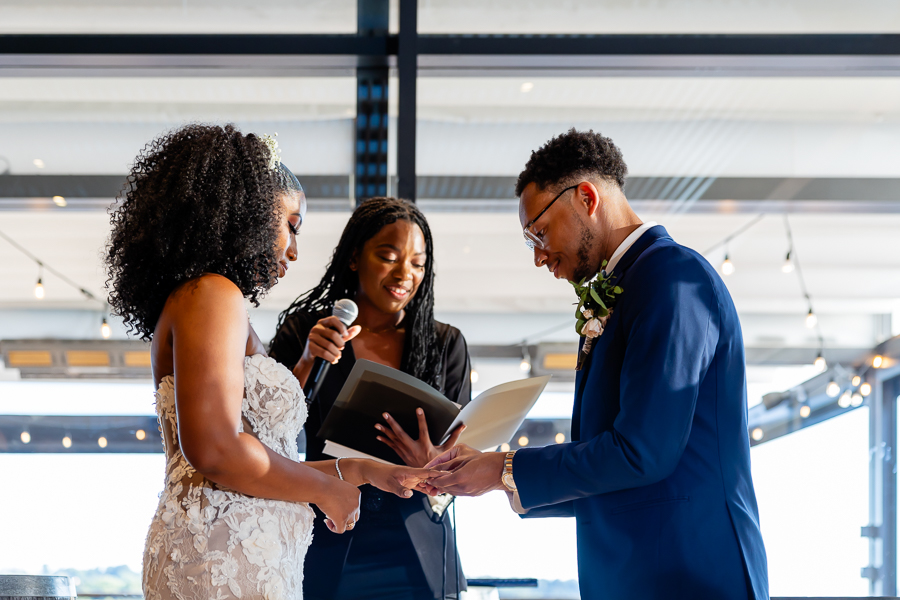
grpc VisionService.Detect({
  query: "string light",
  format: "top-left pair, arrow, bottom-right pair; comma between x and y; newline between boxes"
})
851,393 -> 864,407
814,353 -> 827,372
721,253 -> 735,276
805,308 -> 818,329
97,436 -> 108,448
517,435 -> 529,447
781,250 -> 794,274
852,375 -> 862,387
751,428 -> 764,441
826,380 -> 841,398
519,348 -> 531,373
838,391 -> 852,408
100,317 -> 111,339
135,429 -> 146,441
799,405 -> 811,418
873,355 -> 885,369
62,436 -> 72,449
20,431 -> 31,444
1,228 -> 107,314
52,196 -> 67,207
860,382 -> 872,397
499,443 -> 511,452
555,433 -> 565,443
470,370 -> 479,384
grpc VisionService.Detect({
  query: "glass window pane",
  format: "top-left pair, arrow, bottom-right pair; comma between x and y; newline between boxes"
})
418,0 -> 900,34
751,408 -> 869,596
1,0 -> 357,34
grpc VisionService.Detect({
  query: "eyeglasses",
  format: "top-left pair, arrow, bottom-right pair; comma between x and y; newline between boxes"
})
523,184 -> 579,250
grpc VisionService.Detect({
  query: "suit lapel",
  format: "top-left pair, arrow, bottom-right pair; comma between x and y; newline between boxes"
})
609,225 -> 671,279
569,226 -> 672,443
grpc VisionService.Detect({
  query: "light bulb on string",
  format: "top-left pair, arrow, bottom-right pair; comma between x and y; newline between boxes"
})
721,253 -> 735,276
850,393 -> 864,408
873,355 -> 885,369
62,435 -> 72,449
826,380 -> 841,398
805,308 -> 817,329
519,348 -> 531,373
838,391 -> 852,408
860,382 -> 872,397
799,405 -> 811,418
852,375 -> 861,387
34,264 -> 45,299
814,353 -> 827,372
20,431 -> 31,444
781,250 -> 794,274
100,317 -> 111,339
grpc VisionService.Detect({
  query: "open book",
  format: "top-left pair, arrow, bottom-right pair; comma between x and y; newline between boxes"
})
317,359 -> 551,465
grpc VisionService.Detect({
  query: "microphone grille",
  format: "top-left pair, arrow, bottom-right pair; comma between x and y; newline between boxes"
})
332,299 -> 359,326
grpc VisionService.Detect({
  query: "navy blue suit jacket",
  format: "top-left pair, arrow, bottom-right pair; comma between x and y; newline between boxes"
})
515,226 -> 769,600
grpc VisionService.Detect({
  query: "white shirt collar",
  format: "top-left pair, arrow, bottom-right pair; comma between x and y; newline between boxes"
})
606,222 -> 658,273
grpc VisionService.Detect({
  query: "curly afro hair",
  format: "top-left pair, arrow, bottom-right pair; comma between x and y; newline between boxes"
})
105,123 -> 300,341
515,128 -> 628,197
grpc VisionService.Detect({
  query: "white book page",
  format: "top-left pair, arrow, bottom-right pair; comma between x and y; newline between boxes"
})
322,440 -> 394,465
448,375 -> 551,451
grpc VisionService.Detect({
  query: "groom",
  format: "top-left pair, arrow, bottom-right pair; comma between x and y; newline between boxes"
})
425,129 -> 769,600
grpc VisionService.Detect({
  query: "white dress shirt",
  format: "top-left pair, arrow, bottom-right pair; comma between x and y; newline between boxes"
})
605,221 -> 658,273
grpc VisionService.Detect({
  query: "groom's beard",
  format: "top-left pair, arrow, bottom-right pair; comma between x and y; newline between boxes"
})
572,220 -> 596,283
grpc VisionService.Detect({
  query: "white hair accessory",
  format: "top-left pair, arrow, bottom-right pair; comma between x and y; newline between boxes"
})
260,132 -> 281,170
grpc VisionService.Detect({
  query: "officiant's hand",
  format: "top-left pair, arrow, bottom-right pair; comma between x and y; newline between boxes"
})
423,448 -> 506,497
376,409 -> 467,468
302,316 -> 362,366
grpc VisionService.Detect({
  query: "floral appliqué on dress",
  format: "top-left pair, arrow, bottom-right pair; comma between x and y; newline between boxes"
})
143,355 -> 314,600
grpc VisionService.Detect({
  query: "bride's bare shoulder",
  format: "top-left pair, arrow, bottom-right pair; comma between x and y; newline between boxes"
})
162,274 -> 246,326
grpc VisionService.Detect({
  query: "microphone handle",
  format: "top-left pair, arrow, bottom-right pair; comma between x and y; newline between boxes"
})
303,357 -> 330,404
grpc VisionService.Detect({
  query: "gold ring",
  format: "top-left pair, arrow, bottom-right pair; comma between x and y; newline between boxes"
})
346,521 -> 355,530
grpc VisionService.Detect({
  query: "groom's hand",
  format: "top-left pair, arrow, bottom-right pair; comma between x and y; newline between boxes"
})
425,450 -> 507,497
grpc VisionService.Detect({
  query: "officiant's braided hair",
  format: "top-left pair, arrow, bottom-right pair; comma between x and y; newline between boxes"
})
105,123 -> 302,341
273,198 -> 443,391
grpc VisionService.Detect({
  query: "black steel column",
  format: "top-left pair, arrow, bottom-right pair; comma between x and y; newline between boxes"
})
396,0 -> 418,202
355,0 -> 390,204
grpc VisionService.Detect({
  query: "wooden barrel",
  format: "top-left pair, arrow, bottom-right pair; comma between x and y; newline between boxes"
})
0,576 -> 75,600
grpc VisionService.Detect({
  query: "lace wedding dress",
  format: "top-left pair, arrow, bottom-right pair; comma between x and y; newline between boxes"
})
143,354 -> 315,600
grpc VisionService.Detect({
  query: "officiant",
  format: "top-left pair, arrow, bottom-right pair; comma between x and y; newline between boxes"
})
269,197 -> 471,600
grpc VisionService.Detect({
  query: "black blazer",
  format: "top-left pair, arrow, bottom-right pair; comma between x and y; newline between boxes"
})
269,312 -> 471,599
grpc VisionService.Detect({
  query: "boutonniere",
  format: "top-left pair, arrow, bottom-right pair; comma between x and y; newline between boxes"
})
571,260 -> 623,370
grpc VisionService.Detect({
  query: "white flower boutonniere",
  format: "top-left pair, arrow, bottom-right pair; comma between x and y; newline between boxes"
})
571,259 -> 623,370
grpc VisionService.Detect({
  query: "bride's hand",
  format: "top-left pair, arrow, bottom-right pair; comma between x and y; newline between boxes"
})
316,478 -> 361,534
361,461 -> 446,498
375,409 -> 467,468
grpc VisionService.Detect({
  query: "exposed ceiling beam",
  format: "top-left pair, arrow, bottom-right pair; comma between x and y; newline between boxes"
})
4,175 -> 899,214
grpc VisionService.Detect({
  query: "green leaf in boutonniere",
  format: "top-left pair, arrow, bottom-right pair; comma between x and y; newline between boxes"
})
573,260 -> 624,370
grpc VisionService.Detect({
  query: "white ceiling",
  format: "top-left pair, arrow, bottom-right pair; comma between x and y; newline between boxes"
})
1,208 -> 897,350
2,0 -> 899,34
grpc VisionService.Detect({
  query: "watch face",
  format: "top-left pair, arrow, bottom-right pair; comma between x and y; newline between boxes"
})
502,473 -> 517,491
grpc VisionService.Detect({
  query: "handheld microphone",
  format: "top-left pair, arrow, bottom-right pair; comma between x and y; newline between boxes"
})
303,298 -> 359,404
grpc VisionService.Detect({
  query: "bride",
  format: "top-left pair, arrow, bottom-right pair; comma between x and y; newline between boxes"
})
105,124 -> 437,600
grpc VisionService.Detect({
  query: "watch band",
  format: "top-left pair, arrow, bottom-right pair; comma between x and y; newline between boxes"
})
502,450 -> 517,491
